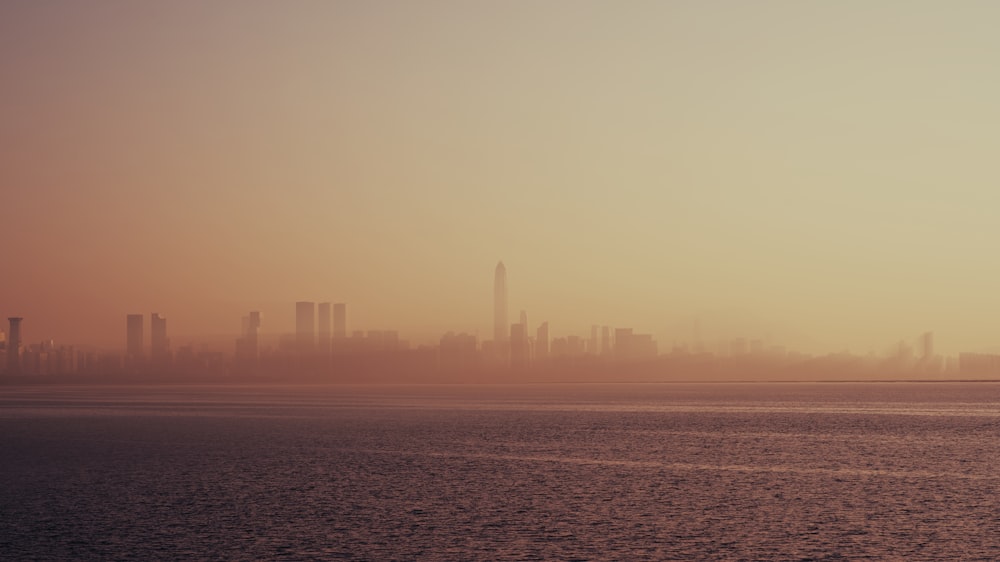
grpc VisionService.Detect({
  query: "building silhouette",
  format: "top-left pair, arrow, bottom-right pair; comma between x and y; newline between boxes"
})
536,321 -> 549,361
919,331 -> 933,362
614,328 -> 658,361
295,301 -> 315,354
494,261 -> 508,359
959,352 -> 1000,377
248,311 -> 261,343
151,313 -> 169,364
439,332 -> 479,372
333,303 -> 347,340
126,314 -> 143,359
567,335 -> 584,356
236,311 -> 261,365
318,302 -> 331,356
7,317 -> 22,374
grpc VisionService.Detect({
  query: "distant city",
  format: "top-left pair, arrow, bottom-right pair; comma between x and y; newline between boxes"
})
0,262 -> 997,382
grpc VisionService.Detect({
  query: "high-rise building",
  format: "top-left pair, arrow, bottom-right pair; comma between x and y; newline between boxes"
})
384,330 -> 399,352
295,301 -> 315,354
151,313 -> 168,363
566,335 -> 584,356
236,311 -> 261,364
536,321 -> 549,361
590,325 -> 599,355
601,326 -> 610,356
551,337 -> 568,358
126,314 -> 143,358
614,328 -> 658,361
318,302 -> 332,355
7,317 -> 22,374
439,332 -> 479,372
919,331 -> 934,361
367,330 -> 384,352
614,328 -> 633,360
333,303 -> 347,339
494,262 -> 508,357
249,311 -> 261,336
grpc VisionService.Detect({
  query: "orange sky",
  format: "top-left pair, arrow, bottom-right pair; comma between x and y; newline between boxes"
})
3,1 -> 1000,354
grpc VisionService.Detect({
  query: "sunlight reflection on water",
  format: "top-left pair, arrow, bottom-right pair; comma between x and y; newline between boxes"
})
2,382 -> 1000,559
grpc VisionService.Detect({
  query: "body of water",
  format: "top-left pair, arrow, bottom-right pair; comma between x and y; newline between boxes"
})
2,382 -> 1000,560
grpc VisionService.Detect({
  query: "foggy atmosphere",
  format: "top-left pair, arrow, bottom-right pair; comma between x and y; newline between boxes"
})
5,1 -> 1000,559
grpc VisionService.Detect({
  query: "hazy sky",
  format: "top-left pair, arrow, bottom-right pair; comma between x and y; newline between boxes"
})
4,1 -> 1000,353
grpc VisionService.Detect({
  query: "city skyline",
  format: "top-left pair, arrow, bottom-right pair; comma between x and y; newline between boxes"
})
6,2 -> 1000,356
0,261 -> 987,382
0,260 -> 958,357
8,4 -> 1000,561
494,261 -> 508,355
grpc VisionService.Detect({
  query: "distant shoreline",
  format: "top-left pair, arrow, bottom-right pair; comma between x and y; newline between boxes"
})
2,375 -> 999,386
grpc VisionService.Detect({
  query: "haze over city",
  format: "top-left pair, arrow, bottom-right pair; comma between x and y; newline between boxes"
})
5,1 -> 1000,356
12,3 -> 1000,561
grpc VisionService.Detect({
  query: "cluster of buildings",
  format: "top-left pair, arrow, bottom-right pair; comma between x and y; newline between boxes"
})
0,261 -> 661,379
6,262 -> 1000,380
234,302 -> 410,372
479,261 -> 658,370
0,313 -> 228,377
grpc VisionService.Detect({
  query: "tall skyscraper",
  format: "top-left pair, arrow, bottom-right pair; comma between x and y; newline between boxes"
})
333,303 -> 347,340
151,313 -> 168,363
520,310 -> 528,338
318,302 -> 332,355
126,314 -> 143,358
248,311 -> 261,353
536,321 -> 549,361
615,328 -> 633,360
236,311 -> 261,364
919,331 -> 934,362
249,311 -> 261,329
494,261 -> 508,353
7,317 -> 22,374
295,301 -> 315,354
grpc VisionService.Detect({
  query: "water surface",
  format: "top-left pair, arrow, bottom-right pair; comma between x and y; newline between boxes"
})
2,382 -> 1000,560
